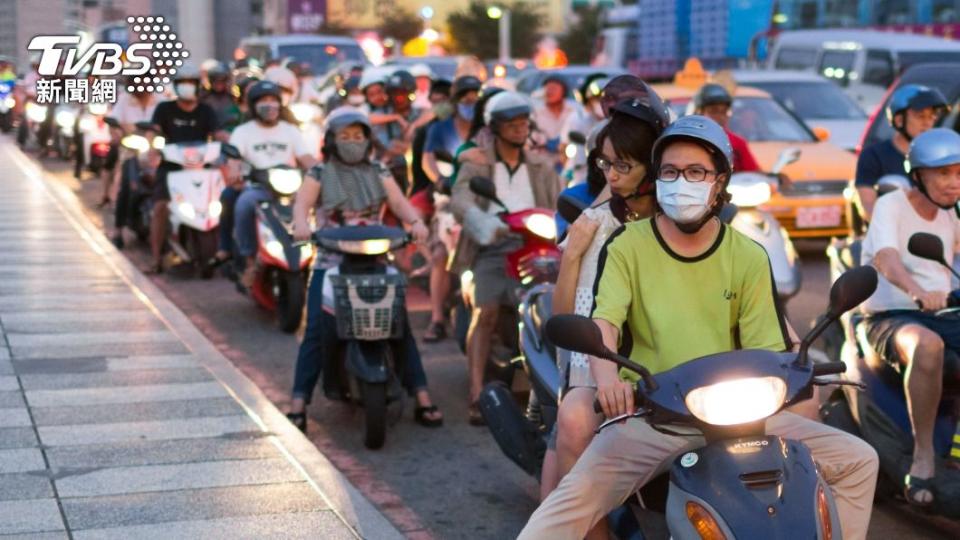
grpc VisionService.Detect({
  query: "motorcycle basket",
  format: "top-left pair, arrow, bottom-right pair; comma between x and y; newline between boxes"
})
329,274 -> 406,341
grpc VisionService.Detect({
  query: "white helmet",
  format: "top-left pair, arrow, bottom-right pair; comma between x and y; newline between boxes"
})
483,91 -> 532,127
409,63 -> 433,79
359,67 -> 389,92
263,66 -> 297,93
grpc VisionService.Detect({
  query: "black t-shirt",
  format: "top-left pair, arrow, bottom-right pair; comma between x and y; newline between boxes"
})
151,100 -> 219,144
855,139 -> 908,188
409,121 -> 433,195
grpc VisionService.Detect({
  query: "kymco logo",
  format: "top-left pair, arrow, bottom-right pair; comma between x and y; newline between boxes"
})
27,15 -> 189,103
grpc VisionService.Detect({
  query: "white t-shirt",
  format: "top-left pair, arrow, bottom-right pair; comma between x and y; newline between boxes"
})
229,120 -> 310,170
861,189 -> 960,313
489,161 -> 536,214
109,91 -> 158,127
533,100 -> 577,142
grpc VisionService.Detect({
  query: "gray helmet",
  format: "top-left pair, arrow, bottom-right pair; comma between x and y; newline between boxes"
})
325,106 -> 371,135
484,91 -> 531,126
652,115 -> 734,173
907,128 -> 960,172
173,63 -> 201,83
693,83 -> 733,110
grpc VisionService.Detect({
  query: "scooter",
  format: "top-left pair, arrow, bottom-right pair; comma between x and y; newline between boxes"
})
53,102 -> 81,161
244,165 -> 315,332
79,103 -> 113,176
314,224 -> 409,449
288,102 -> 323,158
560,130 -> 588,187
542,265 -> 877,539
162,141 -> 225,279
822,231 -> 960,518
18,100 -> 48,151
0,79 -> 15,133
117,127 -> 164,243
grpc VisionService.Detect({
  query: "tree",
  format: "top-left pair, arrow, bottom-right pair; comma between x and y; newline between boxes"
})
446,1 -> 545,60
559,5 -> 604,65
379,8 -> 424,44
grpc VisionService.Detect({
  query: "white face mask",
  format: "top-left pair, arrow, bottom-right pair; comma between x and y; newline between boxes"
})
174,82 -> 197,101
656,177 -> 715,224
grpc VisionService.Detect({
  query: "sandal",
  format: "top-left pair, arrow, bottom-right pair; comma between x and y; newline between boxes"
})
468,402 -> 486,426
904,474 -> 935,508
423,321 -> 447,343
207,252 -> 232,269
286,412 -> 307,433
414,405 -> 444,428
143,262 -> 164,275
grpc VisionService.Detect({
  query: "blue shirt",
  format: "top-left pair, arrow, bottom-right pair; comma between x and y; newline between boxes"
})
855,139 -> 908,188
555,183 -> 598,241
424,117 -> 463,158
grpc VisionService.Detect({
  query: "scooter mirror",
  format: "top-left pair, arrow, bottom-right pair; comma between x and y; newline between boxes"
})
876,174 -> 911,195
469,176 -> 498,201
545,315 -> 608,358
557,194 -> 586,226
771,147 -> 801,176
828,266 -> 878,319
908,232 -> 947,266
568,131 -> 586,146
221,143 -> 242,160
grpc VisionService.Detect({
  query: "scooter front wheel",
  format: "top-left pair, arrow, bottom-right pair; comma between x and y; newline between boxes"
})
192,228 -> 219,279
276,270 -> 306,333
362,381 -> 387,449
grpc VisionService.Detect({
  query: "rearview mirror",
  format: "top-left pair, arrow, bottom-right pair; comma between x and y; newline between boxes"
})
828,266 -> 878,318
771,147 -> 801,175
545,315 -> 608,358
908,232 -> 948,266
557,194 -> 587,226
568,131 -> 586,146
469,176 -> 498,201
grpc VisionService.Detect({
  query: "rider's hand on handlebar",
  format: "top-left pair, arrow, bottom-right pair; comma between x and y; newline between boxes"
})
596,380 -> 635,419
410,220 -> 429,244
292,219 -> 312,243
563,215 -> 600,259
914,290 -> 949,312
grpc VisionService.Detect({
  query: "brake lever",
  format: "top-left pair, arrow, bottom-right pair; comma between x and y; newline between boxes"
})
596,408 -> 651,434
812,377 -> 866,390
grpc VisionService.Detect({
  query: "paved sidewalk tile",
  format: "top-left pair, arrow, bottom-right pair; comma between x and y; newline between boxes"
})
7,331 -> 180,349
0,426 -> 38,448
0,375 -> 18,391
0,472 -> 55,501
46,437 -> 279,470
11,341 -> 190,360
25,382 -> 228,407
71,511 -> 353,540
38,415 -> 258,446
0,448 -> 46,474
31,397 -> 242,426
0,499 -> 65,535
1,310 -> 165,334
12,354 -> 199,375
19,367 -> 213,391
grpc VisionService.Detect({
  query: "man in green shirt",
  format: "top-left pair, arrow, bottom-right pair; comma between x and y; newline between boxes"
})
519,116 -> 878,540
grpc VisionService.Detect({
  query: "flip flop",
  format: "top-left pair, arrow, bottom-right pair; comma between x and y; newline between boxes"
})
468,402 -> 485,426
904,474 -> 935,508
414,405 -> 443,428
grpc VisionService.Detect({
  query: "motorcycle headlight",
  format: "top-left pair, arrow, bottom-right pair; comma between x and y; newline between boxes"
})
727,173 -> 772,208
437,161 -> 454,177
121,134 -> 149,152
152,136 -> 166,150
684,376 -> 786,426
177,202 -> 197,220
523,213 -> 557,240
79,117 -> 95,132
208,200 -> 223,219
4,96 -> 16,108
564,143 -> 578,160
56,110 -> 77,129
336,239 -> 392,255
299,243 -> 315,261
290,103 -> 315,124
266,239 -> 285,260
268,169 -> 303,195
26,103 -> 47,122
88,103 -> 108,116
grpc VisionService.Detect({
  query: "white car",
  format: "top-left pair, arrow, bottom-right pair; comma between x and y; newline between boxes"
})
732,69 -> 867,152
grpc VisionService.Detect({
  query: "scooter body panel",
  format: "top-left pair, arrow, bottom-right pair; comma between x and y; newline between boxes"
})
667,435 -> 838,540
168,168 -> 224,232
731,209 -> 801,299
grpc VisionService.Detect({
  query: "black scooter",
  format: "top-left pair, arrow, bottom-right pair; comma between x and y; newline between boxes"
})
541,265 -> 877,538
314,225 -> 410,449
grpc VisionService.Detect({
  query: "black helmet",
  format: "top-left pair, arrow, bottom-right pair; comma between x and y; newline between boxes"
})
430,78 -> 452,96
452,75 -> 482,101
543,73 -> 568,94
343,75 -> 361,93
581,75 -> 609,102
233,75 -> 260,101
601,75 -> 654,117
386,70 -> 417,95
693,83 -> 732,110
207,62 -> 229,81
246,80 -> 282,111
607,82 -> 671,137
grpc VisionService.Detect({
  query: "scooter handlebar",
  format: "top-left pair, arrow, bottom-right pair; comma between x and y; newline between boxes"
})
812,361 -> 847,376
914,289 -> 960,309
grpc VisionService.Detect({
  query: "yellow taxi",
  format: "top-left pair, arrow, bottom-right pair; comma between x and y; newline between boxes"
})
652,82 -> 856,238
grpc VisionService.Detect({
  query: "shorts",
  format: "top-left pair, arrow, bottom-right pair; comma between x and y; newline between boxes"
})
151,162 -> 181,203
863,309 -> 960,368
472,240 -> 521,307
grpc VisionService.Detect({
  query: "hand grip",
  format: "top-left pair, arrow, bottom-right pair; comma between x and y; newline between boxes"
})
812,361 -> 847,376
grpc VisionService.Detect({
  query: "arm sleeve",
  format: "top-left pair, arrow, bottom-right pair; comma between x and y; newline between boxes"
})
149,103 -> 164,129
863,194 -> 899,252
590,228 -> 633,333
854,147 -> 881,187
424,123 -> 442,153
737,246 -> 792,352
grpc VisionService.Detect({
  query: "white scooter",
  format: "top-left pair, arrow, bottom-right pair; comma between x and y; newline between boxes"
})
162,141 -> 225,279
726,147 -> 803,302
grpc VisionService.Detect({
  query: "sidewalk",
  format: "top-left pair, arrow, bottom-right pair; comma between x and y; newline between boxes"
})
0,141 -> 403,539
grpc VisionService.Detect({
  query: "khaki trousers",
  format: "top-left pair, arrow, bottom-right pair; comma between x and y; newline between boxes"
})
518,412 -> 879,540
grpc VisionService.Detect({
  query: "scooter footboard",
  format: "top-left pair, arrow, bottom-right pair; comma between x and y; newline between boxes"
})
344,340 -> 391,384
666,436 -> 839,540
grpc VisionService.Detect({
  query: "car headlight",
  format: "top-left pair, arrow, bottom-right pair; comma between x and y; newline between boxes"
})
523,213 -> 557,240
727,173 -> 773,208
26,103 -> 47,122
336,239 -> 392,255
3,97 -> 14,108
208,200 -> 223,219
685,376 -> 786,426
290,103 -> 315,124
121,134 -> 149,152
268,169 -> 303,195
177,202 -> 196,220
88,103 -> 108,116
55,110 -> 77,129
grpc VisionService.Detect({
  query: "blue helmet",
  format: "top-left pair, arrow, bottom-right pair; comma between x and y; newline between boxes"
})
886,84 -> 948,130
906,128 -> 960,172
652,115 -> 734,173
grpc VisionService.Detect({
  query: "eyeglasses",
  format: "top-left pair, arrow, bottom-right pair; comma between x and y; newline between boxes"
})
657,165 -> 718,183
595,156 -> 639,175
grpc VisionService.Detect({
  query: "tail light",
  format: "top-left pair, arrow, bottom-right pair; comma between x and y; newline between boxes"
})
685,501 -> 726,540
817,484 -> 833,540
92,142 -> 111,157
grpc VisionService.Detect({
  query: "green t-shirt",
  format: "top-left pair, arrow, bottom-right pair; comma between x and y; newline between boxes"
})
591,217 -> 791,382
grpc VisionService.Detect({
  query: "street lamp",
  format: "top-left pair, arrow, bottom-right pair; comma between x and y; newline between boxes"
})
486,5 -> 510,64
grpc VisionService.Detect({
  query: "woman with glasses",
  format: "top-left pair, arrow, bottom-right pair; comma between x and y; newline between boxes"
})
540,94 -> 670,526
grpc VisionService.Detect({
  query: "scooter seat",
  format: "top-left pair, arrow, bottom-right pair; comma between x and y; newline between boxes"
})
855,319 -> 960,395
531,291 -> 555,359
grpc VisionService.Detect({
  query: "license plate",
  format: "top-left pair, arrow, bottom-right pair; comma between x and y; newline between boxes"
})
796,206 -> 841,229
